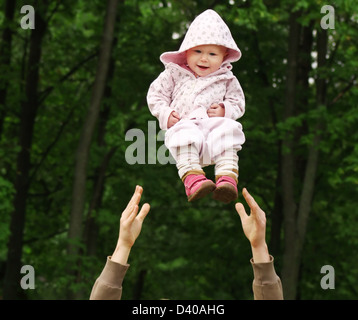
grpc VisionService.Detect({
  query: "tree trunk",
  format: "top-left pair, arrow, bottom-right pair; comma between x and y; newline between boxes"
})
84,147 -> 117,255
84,42 -> 118,256
67,0 -> 119,258
3,8 -> 47,300
132,269 -> 147,300
281,14 -> 326,299
0,0 -> 16,138
281,10 -> 301,300
296,28 -> 327,264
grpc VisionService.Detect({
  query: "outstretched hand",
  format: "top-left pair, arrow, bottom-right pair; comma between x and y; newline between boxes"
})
112,185 -> 150,264
235,188 -> 270,263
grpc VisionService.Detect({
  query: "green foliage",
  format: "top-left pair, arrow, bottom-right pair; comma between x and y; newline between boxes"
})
0,177 -> 14,261
0,0 -> 357,300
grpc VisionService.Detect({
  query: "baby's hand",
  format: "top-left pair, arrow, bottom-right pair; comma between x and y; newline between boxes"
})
167,111 -> 181,129
207,103 -> 225,117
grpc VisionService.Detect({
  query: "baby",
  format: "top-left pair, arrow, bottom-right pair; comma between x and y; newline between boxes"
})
147,9 -> 245,203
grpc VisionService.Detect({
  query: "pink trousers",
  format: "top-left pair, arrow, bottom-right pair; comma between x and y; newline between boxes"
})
165,118 -> 245,179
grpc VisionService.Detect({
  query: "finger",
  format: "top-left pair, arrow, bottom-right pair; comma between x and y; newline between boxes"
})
235,202 -> 248,221
137,203 -> 150,222
242,188 -> 265,221
127,204 -> 139,223
131,186 -> 142,206
242,188 -> 259,211
172,111 -> 180,119
123,185 -> 142,217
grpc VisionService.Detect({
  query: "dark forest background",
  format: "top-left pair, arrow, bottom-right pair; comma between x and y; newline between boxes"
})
0,0 -> 357,300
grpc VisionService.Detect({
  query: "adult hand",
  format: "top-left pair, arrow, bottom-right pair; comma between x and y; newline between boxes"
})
235,188 -> 270,263
112,185 -> 150,264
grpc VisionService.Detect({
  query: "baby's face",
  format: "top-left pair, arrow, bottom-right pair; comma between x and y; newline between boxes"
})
186,44 -> 227,77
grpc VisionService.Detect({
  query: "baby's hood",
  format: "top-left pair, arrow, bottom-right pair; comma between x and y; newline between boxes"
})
160,9 -> 241,66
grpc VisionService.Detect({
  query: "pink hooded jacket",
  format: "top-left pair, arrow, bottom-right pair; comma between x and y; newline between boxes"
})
147,9 -> 245,130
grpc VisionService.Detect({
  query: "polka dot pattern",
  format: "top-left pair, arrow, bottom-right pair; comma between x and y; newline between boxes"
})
160,9 -> 241,65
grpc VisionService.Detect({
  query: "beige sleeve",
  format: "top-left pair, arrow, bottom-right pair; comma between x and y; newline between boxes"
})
251,255 -> 284,300
89,256 -> 129,300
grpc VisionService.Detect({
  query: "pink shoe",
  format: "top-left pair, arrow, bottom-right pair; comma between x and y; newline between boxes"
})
212,176 -> 238,203
184,174 -> 216,202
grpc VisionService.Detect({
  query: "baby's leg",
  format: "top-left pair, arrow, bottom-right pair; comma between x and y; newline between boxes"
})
177,144 -> 216,202
176,144 -> 205,180
212,151 -> 239,204
204,118 -> 245,203
165,120 -> 205,178
164,120 -> 215,201
214,150 -> 239,183
204,118 -> 244,178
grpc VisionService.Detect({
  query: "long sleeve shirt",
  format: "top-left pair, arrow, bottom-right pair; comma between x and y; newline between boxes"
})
89,255 -> 283,300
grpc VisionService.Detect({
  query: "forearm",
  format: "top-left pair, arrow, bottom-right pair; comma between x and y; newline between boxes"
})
223,78 -> 245,120
147,70 -> 174,130
112,243 -> 132,265
251,243 -> 270,263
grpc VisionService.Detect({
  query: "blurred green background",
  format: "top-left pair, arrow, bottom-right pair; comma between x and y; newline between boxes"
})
0,0 -> 357,300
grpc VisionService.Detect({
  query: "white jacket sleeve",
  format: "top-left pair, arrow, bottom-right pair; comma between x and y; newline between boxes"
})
147,68 -> 175,130
222,77 -> 245,121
